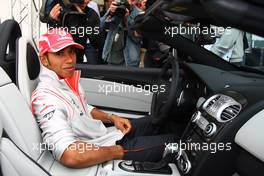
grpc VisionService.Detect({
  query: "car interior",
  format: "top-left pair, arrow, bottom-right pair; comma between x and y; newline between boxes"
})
0,0 -> 264,176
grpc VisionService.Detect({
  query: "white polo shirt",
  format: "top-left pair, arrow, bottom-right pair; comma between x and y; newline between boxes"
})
31,66 -> 124,160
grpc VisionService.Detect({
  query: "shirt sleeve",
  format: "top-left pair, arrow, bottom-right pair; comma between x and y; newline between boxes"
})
211,29 -> 241,57
31,93 -> 77,161
127,7 -> 142,43
87,104 -> 95,118
88,1 -> 100,17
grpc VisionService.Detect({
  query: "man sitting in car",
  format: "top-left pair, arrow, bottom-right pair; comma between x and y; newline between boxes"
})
31,28 -> 176,168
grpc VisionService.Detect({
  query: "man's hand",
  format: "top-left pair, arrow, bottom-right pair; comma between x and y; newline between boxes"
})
134,31 -> 142,38
140,0 -> 147,11
109,1 -> 118,15
111,115 -> 132,135
49,4 -> 61,22
90,108 -> 132,134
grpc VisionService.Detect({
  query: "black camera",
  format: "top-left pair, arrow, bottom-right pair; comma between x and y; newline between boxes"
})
113,0 -> 131,17
69,0 -> 83,4
62,0 -> 84,7
58,0 -> 85,23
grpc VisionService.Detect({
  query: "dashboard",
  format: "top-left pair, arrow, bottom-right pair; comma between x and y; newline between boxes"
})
176,63 -> 264,109
172,63 -> 264,176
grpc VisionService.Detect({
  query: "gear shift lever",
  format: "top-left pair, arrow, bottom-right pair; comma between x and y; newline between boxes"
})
118,154 -> 175,174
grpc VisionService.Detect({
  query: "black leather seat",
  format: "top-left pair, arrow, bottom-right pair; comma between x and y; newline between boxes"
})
16,37 -> 40,105
0,20 -> 21,83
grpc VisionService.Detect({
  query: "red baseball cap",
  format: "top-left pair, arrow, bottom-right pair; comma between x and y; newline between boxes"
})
39,28 -> 84,56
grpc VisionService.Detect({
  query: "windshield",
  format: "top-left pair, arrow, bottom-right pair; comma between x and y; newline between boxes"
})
185,26 -> 264,70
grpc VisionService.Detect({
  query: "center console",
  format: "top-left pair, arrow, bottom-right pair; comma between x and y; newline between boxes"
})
96,160 -> 180,176
96,93 -> 244,176
175,93 -> 243,175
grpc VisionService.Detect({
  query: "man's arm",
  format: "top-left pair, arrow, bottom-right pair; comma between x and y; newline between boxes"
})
127,7 -> 143,43
32,91 -> 124,168
100,1 -> 119,30
211,28 -> 241,57
91,108 -> 132,134
60,141 -> 124,168
90,107 -> 113,123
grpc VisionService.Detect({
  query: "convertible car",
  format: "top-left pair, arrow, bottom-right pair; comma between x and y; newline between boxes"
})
0,0 -> 263,176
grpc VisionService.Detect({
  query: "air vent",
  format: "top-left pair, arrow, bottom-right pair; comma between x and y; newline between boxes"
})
203,94 -> 242,123
205,95 -> 221,109
221,105 -> 241,122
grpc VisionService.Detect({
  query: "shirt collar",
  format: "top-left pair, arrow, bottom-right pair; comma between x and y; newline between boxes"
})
39,66 -> 81,95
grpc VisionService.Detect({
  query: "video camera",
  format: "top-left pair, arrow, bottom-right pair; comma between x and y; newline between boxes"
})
40,0 -> 84,23
58,0 -> 84,17
57,0 -> 86,24
112,0 -> 131,17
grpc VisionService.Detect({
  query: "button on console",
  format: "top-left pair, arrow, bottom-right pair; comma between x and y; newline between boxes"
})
204,123 -> 217,137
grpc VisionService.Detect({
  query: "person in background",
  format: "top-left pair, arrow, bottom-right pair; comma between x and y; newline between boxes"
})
211,28 -> 245,65
88,0 -> 100,16
40,0 -> 101,63
85,0 -> 101,64
100,0 -> 143,66
133,0 -> 148,67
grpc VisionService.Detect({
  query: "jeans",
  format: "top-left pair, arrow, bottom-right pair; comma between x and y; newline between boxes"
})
116,117 -> 177,162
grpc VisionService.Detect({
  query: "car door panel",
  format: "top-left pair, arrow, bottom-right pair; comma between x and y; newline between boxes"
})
76,64 -> 161,85
77,64 -> 161,113
80,78 -> 153,113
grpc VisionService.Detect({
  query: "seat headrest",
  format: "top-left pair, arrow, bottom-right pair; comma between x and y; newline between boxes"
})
16,37 -> 40,105
0,20 -> 21,83
0,118 -> 2,138
26,42 -> 40,80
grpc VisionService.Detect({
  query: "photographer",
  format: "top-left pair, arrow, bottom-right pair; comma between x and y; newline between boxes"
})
100,0 -> 143,67
40,0 -> 102,63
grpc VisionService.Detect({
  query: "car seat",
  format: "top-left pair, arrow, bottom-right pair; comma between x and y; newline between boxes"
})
0,66 -> 99,175
16,37 -> 40,105
0,116 -> 51,176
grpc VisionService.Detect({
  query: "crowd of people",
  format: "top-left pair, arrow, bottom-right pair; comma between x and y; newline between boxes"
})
40,0 -> 149,67
40,0 -> 248,68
